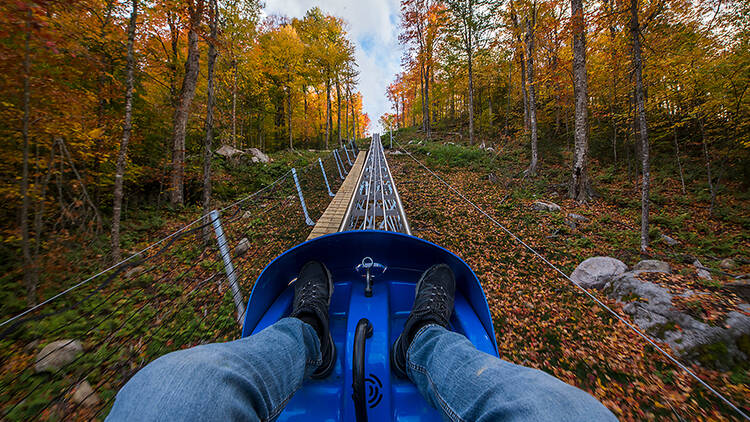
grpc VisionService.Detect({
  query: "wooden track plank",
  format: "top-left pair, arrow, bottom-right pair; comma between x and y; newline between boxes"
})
307,151 -> 366,240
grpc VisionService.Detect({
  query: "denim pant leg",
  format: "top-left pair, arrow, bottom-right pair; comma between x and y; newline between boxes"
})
407,325 -> 618,422
106,317 -> 320,422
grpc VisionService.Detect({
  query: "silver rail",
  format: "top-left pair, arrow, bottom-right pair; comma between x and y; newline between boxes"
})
340,134 -> 411,234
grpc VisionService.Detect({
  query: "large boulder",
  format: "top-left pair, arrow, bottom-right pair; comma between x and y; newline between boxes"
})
248,148 -> 270,163
35,340 -> 83,373
633,259 -> 672,273
532,201 -> 561,212
570,257 -> 628,289
72,381 -> 100,407
604,271 -> 750,368
215,144 -> 244,159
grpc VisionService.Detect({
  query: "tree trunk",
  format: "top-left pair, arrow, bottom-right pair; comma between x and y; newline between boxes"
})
111,0 -> 138,262
425,64 -> 431,139
202,0 -> 218,243
21,9 -> 34,306
631,0 -> 650,251
525,14 -> 539,176
468,49 -> 475,145
336,74 -> 342,145
288,89 -> 293,150
570,0 -> 592,202
232,59 -> 237,147
170,0 -> 204,205
325,76 -> 331,149
698,117 -> 716,214
671,113 -> 686,194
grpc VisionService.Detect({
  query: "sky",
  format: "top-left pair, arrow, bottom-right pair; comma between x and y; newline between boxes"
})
263,0 -> 403,133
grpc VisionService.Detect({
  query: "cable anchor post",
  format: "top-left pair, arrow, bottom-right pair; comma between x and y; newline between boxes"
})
292,168 -> 315,226
319,157 -> 335,197
209,209 -> 246,326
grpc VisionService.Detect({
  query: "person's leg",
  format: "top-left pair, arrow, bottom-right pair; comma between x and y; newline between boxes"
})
107,261 -> 337,422
106,317 -> 320,421
407,324 -> 617,422
392,264 -> 616,422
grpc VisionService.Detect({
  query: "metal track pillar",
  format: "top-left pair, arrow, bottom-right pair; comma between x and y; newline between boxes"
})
319,157 -> 335,197
292,168 -> 315,226
209,210 -> 246,325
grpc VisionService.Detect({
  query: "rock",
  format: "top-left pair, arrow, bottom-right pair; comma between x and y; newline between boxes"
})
124,265 -> 145,278
235,238 -> 250,257
242,210 -> 252,220
35,340 -> 83,373
570,257 -> 628,289
24,339 -> 40,352
605,272 -> 750,366
720,258 -> 737,270
389,150 -> 403,155
633,260 -> 672,273
694,259 -> 712,280
723,281 -> 750,302
215,144 -> 244,158
485,147 -> 495,152
532,201 -> 561,212
72,381 -> 100,407
567,213 -> 590,223
248,147 -> 270,163
661,234 -> 680,246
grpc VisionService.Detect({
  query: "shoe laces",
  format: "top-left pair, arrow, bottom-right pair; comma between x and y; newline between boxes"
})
417,284 -> 450,320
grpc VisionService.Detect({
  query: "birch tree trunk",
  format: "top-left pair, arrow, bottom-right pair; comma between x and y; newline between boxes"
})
467,46 -> 475,145
570,0 -> 592,201
111,0 -> 138,262
170,0 -> 204,205
202,0 -> 218,243
232,59 -> 237,147
525,13 -> 539,176
631,0 -> 650,251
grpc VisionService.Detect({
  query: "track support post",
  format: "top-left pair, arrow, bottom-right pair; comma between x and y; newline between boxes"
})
333,149 -> 346,178
292,168 -> 315,226
209,209 -> 246,325
343,144 -> 353,166
319,157 -> 335,197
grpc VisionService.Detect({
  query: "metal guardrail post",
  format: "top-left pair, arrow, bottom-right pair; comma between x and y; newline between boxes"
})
291,168 -> 315,226
333,149 -> 346,178
319,157 -> 335,197
209,209 -> 246,325
343,144 -> 353,166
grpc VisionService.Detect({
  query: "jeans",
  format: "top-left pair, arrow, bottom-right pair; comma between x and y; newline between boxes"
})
107,318 -> 616,421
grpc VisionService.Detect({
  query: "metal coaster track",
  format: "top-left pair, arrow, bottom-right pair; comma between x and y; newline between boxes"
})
341,134 -> 410,234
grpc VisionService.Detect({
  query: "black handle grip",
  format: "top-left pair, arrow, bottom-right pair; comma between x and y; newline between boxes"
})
352,318 -> 373,422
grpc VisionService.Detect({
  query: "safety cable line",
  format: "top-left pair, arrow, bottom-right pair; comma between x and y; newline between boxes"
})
396,141 -> 750,420
1,149 -> 339,329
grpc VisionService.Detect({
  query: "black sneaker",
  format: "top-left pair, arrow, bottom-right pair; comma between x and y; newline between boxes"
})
391,264 -> 455,378
289,261 -> 336,379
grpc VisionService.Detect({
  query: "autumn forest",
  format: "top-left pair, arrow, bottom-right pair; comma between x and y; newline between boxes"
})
1,0 -> 749,419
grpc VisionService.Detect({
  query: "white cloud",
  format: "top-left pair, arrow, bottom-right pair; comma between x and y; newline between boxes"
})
264,0 -> 402,132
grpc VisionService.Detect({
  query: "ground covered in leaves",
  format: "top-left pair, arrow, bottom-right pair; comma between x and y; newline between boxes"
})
389,130 -> 749,421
